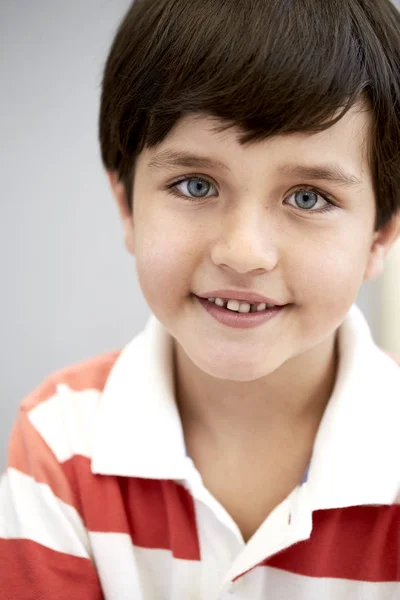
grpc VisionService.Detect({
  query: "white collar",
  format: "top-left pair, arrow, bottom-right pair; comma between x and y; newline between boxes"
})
91,305 -> 400,509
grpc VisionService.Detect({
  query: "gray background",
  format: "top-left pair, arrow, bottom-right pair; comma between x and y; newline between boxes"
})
1,1 -> 394,471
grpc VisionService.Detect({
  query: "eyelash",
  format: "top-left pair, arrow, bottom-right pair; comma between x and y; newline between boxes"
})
164,175 -> 337,214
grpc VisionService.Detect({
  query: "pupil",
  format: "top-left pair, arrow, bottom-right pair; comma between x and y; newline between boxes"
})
295,190 -> 318,209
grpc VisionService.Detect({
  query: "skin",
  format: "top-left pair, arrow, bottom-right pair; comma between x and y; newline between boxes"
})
108,107 -> 400,529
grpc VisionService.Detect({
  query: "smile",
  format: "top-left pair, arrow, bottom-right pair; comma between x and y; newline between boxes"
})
194,295 -> 288,329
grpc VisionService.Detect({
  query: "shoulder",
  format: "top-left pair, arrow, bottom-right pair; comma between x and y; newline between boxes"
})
20,349 -> 122,414
16,349 -> 122,464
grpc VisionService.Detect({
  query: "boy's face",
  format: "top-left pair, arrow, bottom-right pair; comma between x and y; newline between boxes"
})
110,106 -> 399,382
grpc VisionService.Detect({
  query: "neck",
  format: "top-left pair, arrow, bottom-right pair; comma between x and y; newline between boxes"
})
174,332 -> 339,449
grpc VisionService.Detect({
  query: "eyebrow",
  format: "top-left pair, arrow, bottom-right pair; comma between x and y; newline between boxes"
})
277,163 -> 362,187
147,149 -> 362,187
147,150 -> 231,172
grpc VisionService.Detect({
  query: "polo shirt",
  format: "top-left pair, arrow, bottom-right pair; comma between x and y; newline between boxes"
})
1,303 -> 399,599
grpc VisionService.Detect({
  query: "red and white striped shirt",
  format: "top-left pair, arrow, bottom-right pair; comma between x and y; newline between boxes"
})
1,304 -> 399,599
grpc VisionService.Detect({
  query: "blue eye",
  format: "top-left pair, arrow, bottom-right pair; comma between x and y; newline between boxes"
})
167,176 -> 216,200
286,188 -> 334,213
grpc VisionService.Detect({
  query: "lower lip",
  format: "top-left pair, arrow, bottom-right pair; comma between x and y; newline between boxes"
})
195,296 -> 287,329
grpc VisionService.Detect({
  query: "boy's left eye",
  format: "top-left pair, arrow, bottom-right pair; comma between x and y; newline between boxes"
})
288,189 -> 331,212
165,176 -> 335,213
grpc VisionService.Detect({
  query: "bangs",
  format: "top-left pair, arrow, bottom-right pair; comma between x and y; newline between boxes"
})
131,0 -> 371,150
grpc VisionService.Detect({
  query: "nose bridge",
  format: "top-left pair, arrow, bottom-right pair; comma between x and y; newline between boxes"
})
211,201 -> 279,272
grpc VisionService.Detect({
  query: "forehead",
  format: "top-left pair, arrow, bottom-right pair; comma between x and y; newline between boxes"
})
140,105 -> 373,182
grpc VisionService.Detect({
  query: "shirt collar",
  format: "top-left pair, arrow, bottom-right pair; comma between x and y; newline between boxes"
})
92,315 -> 188,479
306,304 -> 400,508
91,305 -> 400,509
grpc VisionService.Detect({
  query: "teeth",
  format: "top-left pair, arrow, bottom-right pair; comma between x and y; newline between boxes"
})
227,299 -> 251,313
208,297 -> 275,313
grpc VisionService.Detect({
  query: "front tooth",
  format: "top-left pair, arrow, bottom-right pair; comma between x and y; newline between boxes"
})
238,302 -> 251,313
226,299 -> 252,313
226,300 -> 240,311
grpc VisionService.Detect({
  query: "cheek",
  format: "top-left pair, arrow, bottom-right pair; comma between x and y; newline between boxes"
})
134,219 -> 198,307
291,232 -> 370,331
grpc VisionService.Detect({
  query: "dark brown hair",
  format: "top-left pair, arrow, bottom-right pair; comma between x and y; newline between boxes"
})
99,0 -> 400,231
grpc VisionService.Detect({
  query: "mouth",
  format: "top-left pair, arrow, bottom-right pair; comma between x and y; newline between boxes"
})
197,296 -> 276,313
193,293 -> 288,312
192,294 -> 289,329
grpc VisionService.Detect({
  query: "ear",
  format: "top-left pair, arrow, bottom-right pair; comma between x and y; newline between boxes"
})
364,211 -> 400,281
107,171 -> 135,256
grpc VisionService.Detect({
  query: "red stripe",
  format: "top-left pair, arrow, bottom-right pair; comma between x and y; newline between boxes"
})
256,506 -> 400,582
0,539 -> 104,599
63,455 -> 201,561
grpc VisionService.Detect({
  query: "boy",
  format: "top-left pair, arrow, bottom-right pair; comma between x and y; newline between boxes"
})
1,0 -> 400,597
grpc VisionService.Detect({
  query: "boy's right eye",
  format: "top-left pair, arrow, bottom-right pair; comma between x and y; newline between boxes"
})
165,175 -> 218,202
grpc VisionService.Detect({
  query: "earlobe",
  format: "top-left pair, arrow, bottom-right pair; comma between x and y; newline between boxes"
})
107,170 -> 135,256
124,227 -> 135,256
364,243 -> 385,281
364,213 -> 400,282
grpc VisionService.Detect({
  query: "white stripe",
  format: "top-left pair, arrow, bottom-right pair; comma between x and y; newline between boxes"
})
28,385 -> 101,463
224,565 -> 399,599
0,469 -> 91,559
89,532 -> 202,600
89,532 -> 145,600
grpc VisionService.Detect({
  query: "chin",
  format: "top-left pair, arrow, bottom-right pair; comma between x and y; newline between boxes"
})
194,353 -> 280,382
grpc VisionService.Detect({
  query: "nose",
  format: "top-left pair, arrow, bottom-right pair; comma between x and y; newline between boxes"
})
210,206 -> 279,274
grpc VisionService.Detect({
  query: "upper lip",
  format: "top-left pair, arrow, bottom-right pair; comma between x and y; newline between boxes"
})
196,290 -> 287,306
